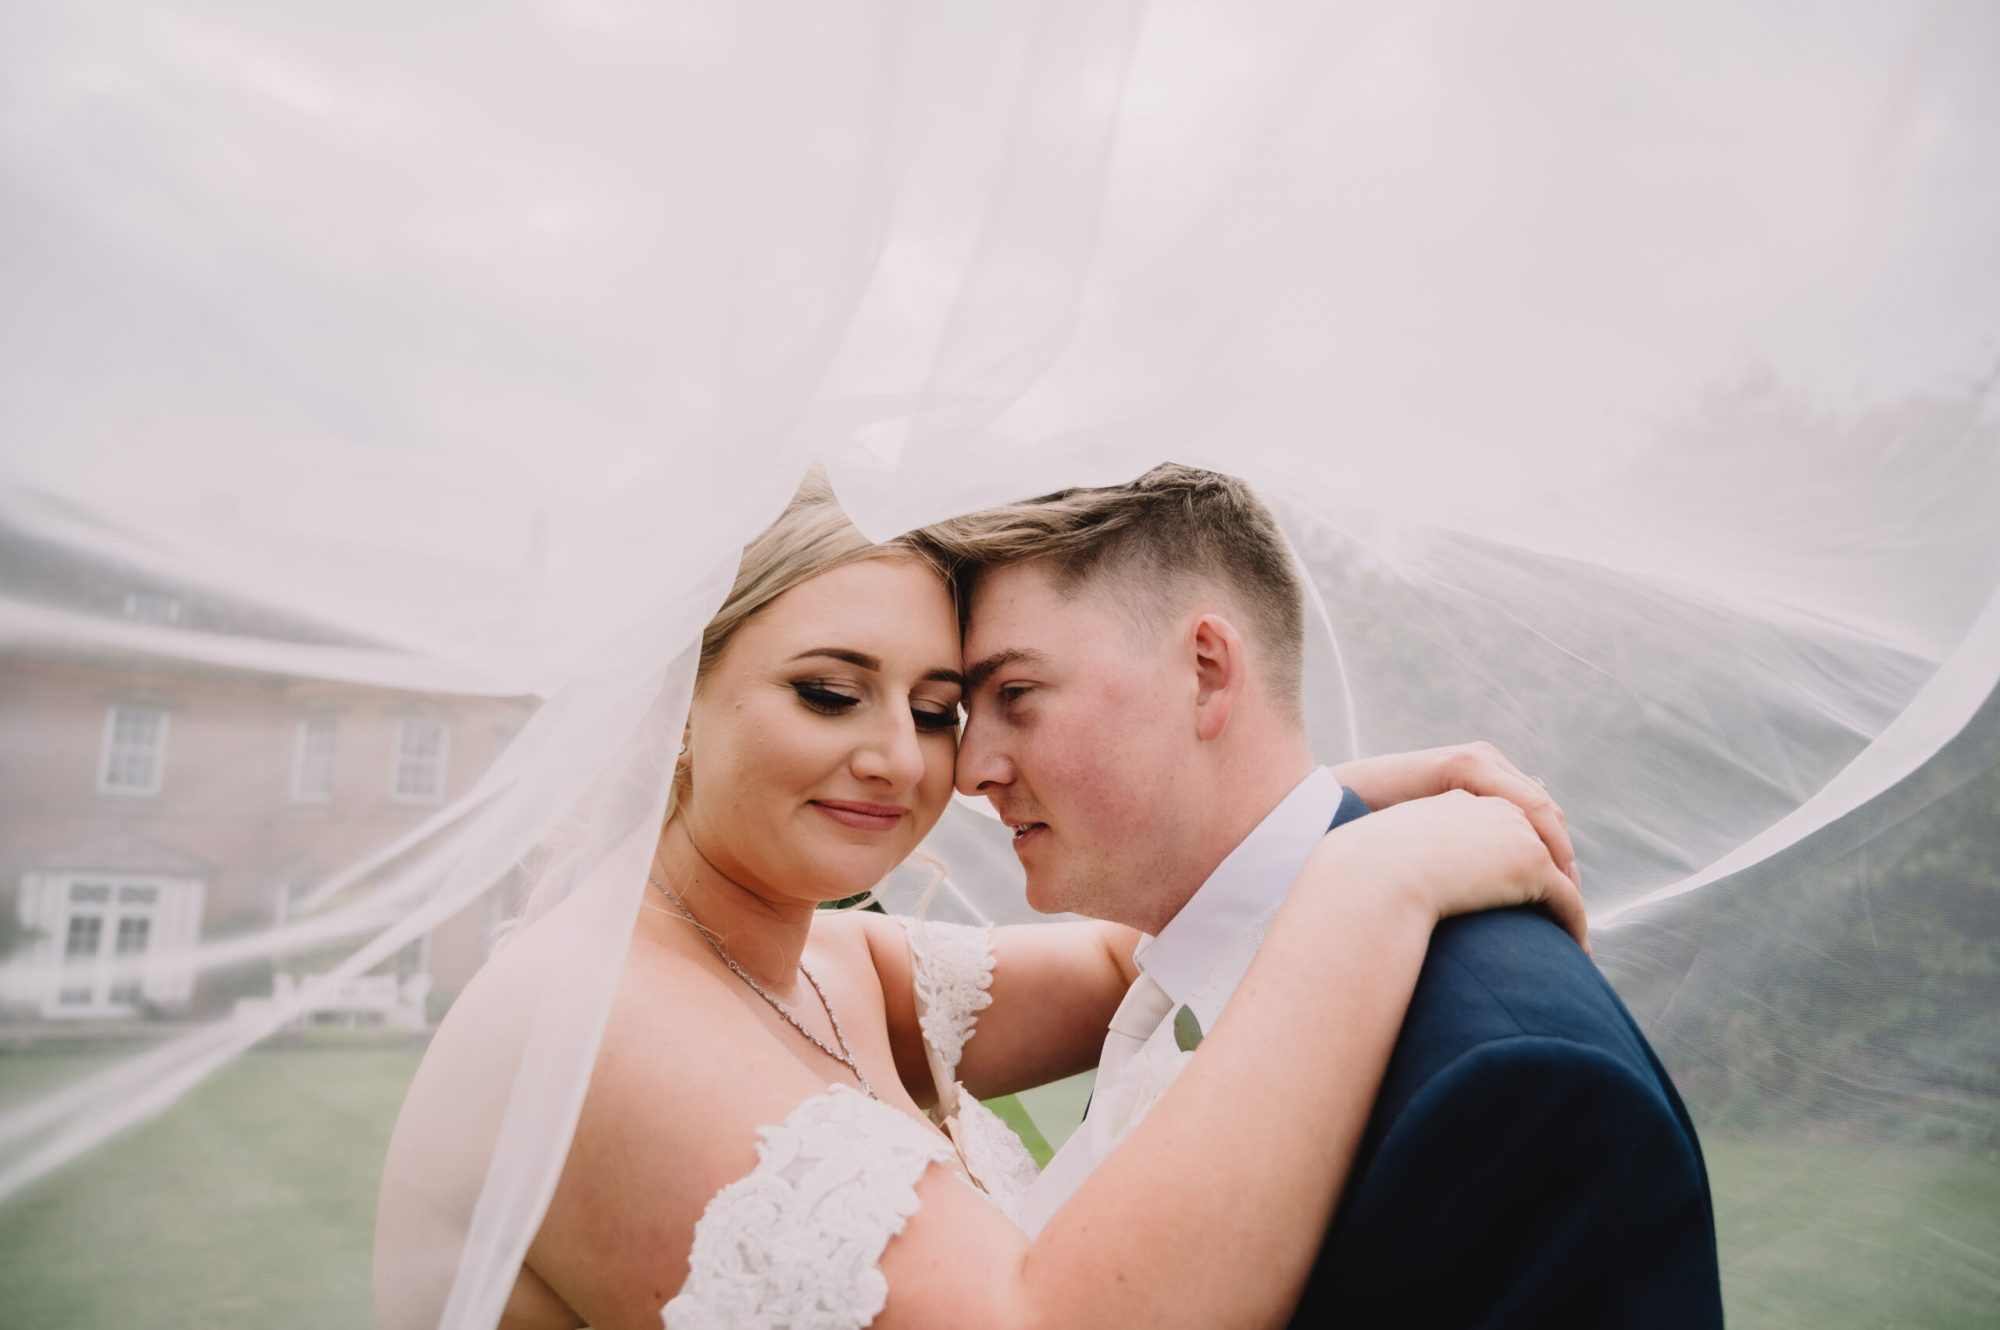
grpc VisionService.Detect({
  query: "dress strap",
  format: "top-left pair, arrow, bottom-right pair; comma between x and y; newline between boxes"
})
664,1085 -> 957,1330
897,915 -> 996,1119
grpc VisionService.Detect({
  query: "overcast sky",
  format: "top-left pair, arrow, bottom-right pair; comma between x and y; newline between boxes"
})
2,1 -> 1994,568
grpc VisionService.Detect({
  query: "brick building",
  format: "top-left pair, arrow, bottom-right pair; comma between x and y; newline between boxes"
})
0,505 -> 537,1025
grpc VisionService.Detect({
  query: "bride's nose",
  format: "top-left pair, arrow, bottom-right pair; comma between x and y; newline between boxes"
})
850,709 -> 926,789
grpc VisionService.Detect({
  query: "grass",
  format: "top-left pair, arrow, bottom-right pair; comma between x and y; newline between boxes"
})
1704,1136 -> 2000,1330
0,1041 -> 419,1330
1,1045 -> 1994,1328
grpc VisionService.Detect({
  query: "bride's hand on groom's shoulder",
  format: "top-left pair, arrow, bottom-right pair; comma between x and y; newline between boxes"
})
1315,790 -> 1591,954
1330,741 -> 1580,888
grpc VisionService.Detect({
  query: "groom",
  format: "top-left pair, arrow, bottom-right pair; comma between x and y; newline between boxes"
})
925,465 -> 1723,1328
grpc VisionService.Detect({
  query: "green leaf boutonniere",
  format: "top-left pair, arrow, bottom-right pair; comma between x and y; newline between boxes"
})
1174,1003 -> 1205,1052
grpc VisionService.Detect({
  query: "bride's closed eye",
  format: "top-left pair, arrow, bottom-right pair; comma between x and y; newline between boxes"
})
791,680 -> 860,714
792,680 -> 961,733
912,702 -> 962,734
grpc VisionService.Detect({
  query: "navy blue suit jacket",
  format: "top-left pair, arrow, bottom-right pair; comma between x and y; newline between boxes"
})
1288,792 -> 1723,1328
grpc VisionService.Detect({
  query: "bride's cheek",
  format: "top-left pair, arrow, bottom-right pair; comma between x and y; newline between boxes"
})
917,752 -> 955,814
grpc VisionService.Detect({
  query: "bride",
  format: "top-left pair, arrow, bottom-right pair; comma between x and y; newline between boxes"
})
375,469 -> 1585,1329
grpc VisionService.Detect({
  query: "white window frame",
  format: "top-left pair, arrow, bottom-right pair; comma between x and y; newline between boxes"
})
8,872 -> 205,1018
292,712 -> 337,803
97,703 -> 169,796
390,714 -> 450,805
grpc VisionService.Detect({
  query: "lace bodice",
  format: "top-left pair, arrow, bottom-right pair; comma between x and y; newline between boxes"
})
663,1086 -> 956,1329
663,916 -> 1040,1329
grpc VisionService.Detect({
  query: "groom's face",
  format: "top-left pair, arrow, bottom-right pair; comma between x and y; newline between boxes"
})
956,561 -> 1199,924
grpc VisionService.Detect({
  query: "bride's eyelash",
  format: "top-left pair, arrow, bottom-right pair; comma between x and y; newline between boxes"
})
913,705 -> 962,734
794,681 -> 960,734
792,681 -> 859,714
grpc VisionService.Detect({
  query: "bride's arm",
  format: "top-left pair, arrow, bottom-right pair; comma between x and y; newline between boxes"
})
1333,740 -> 1580,885
534,791 -> 1578,1327
861,913 -> 1136,1106
874,791 -> 1586,1330
864,741 -> 1574,1106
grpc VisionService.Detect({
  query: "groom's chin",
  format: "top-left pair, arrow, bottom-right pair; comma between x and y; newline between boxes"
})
1021,868 -> 1076,918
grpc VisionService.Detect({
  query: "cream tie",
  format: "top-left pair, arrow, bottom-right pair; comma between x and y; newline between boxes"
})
1096,971 -> 1177,1089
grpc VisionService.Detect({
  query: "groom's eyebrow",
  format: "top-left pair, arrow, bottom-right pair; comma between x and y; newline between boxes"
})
965,648 -> 1046,690
791,647 -> 964,688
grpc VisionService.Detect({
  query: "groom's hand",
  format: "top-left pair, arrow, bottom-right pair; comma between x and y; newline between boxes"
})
1329,742 -> 1580,889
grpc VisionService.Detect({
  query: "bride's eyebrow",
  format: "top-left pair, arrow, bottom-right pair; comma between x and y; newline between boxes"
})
788,647 -> 964,688
790,647 -> 879,669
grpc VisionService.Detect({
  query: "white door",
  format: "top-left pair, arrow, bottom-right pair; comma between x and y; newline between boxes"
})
18,874 -> 205,1018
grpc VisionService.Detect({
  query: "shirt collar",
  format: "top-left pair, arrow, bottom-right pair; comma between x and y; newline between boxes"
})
1131,766 -> 1343,1005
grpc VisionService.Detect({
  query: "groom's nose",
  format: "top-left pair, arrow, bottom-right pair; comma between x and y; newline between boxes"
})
953,713 -> 1013,798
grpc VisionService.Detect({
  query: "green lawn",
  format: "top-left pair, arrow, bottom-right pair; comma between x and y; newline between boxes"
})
0,1042 -> 419,1330
1704,1136 -> 2000,1330
0,1045 -> 1993,1328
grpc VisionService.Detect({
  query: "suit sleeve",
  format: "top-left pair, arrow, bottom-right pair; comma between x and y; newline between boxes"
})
1314,1036 -> 1722,1330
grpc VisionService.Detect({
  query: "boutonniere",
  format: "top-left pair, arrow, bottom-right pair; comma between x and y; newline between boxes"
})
1174,1003 -> 1204,1052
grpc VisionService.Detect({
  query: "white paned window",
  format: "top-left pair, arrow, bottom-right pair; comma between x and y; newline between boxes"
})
99,704 -> 168,795
59,914 -> 102,1007
391,716 -> 449,804
293,713 -> 337,802
110,916 -> 151,1004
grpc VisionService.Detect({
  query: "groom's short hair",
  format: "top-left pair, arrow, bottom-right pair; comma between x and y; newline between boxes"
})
916,464 -> 1307,721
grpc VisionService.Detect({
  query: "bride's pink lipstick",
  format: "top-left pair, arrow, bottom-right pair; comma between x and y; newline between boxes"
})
812,799 -> 908,832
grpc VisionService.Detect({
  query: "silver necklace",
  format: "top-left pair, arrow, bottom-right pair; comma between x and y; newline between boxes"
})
650,873 -> 878,1100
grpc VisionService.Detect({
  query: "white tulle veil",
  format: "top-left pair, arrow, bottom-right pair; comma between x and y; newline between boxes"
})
1,3 -> 1996,1326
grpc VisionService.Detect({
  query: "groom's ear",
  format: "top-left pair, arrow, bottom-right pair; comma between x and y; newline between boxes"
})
1189,613 -> 1248,741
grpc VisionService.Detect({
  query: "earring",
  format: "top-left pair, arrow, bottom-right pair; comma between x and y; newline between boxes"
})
677,741 -> 689,757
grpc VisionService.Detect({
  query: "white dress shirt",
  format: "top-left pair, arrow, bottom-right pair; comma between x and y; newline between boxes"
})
1131,765 -> 1344,1008
1018,766 -> 1346,1233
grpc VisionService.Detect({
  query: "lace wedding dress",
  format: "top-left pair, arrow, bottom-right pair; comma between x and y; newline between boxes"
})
662,917 -> 1041,1329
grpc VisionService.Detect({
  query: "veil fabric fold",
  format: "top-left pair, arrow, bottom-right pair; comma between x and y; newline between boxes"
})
1,3 -> 1996,1326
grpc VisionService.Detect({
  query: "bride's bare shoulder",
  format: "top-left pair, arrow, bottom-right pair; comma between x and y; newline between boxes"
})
380,906 -> 821,1330
427,903 -> 729,1040
375,914 -> 641,1330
